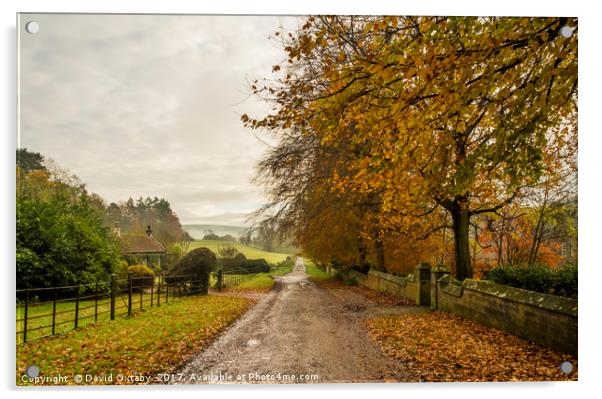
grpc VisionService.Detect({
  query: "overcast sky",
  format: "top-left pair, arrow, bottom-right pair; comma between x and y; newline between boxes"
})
18,13 -> 300,226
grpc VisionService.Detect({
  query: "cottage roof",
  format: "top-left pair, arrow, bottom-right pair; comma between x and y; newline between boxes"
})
120,234 -> 166,254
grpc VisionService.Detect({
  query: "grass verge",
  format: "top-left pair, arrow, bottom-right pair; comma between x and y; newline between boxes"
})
233,273 -> 276,291
17,295 -> 251,385
367,310 -> 577,382
218,260 -> 295,293
304,261 -> 331,283
269,261 -> 294,276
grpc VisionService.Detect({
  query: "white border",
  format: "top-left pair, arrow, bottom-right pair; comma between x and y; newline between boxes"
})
3,1 -> 601,398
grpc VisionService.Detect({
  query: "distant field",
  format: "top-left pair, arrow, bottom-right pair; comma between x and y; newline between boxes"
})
188,240 -> 291,265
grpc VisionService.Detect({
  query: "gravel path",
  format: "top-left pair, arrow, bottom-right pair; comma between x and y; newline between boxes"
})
176,258 -> 425,384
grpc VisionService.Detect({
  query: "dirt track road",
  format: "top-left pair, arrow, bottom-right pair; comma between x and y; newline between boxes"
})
176,258 -> 426,384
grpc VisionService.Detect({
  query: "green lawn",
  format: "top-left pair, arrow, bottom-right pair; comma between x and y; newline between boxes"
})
269,260 -> 295,276
188,240 -> 291,265
17,294 -> 127,344
17,286 -> 185,343
304,260 -> 331,282
217,259 -> 295,292
17,294 -> 251,385
234,273 -> 277,291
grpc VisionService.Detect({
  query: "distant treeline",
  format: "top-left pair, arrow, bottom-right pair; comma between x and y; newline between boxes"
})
201,232 -> 238,242
105,196 -> 192,247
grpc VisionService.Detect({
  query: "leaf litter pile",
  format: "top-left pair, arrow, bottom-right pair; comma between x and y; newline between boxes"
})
367,311 -> 577,382
318,279 -> 415,306
17,295 -> 251,385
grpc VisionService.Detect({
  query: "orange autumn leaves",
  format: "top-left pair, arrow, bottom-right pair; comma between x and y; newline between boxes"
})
367,311 -> 577,382
244,16 -> 577,278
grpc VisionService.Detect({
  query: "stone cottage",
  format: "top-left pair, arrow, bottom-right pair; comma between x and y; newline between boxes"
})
114,223 -> 167,270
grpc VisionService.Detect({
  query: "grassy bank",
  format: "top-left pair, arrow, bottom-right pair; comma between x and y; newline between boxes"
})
304,260 -> 331,283
17,295 -> 251,385
219,259 -> 296,292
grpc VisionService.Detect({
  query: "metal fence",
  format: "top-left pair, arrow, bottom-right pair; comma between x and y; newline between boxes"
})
16,273 -> 207,344
212,265 -> 268,290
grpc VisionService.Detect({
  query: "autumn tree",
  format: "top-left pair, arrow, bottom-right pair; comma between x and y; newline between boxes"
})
17,166 -> 121,290
104,196 -> 187,248
244,16 -> 577,280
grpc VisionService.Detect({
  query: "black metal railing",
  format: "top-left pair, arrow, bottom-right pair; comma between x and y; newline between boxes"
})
16,273 -> 208,344
212,265 -> 267,291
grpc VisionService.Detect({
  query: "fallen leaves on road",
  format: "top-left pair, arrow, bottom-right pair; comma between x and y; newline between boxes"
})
349,285 -> 415,306
367,311 -> 577,382
318,279 -> 415,306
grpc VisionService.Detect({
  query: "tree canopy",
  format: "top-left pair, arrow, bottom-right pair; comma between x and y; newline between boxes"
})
17,164 -> 121,290
244,16 -> 577,279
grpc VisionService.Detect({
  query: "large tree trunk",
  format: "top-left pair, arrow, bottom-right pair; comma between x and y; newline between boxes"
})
358,238 -> 369,273
451,208 -> 472,280
374,236 -> 385,271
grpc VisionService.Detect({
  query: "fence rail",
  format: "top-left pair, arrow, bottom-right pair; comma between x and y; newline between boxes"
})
212,265 -> 268,291
16,273 -> 208,344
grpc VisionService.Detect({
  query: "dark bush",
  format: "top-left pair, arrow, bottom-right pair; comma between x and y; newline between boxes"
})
245,258 -> 269,273
486,263 -> 577,299
233,253 -> 247,267
552,263 -> 578,298
169,247 -> 216,278
220,252 -> 248,271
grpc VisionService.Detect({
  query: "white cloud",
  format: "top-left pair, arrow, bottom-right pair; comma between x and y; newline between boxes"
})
19,14 -> 301,225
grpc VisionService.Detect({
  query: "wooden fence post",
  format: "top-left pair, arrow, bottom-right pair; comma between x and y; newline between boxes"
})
75,285 -> 80,329
128,273 -> 133,317
157,274 -> 161,307
217,270 -> 223,291
52,287 -> 57,335
23,289 -> 29,343
110,274 -> 116,320
94,282 -> 99,323
151,277 -> 155,308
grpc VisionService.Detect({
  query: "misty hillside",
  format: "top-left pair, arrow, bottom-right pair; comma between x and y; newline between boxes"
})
182,224 -> 248,240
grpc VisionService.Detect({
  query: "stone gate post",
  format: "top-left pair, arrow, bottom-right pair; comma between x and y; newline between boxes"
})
415,262 -> 431,306
430,265 -> 450,310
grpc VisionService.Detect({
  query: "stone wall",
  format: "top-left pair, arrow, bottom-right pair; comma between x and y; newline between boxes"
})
342,264 -> 578,355
362,269 -> 418,301
434,273 -> 577,355
341,263 -> 432,305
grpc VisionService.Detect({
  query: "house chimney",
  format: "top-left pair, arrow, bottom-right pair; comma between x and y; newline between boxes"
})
146,225 -> 152,237
113,222 -> 121,238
